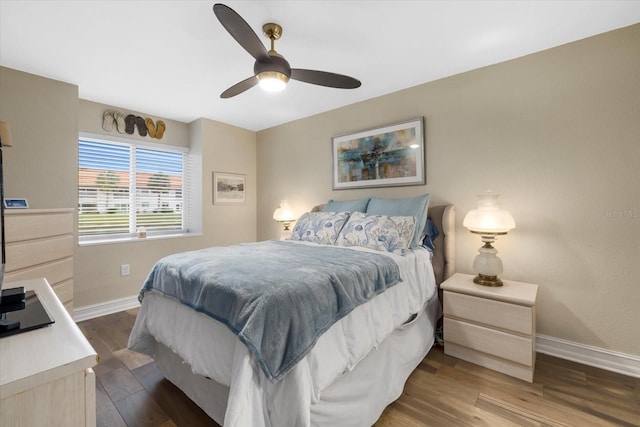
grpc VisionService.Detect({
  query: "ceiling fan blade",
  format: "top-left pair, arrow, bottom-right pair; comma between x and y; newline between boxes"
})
220,76 -> 258,98
213,3 -> 271,63
290,69 -> 361,89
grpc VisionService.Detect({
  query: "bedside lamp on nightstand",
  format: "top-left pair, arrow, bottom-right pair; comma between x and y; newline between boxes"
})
273,200 -> 296,231
463,192 -> 515,287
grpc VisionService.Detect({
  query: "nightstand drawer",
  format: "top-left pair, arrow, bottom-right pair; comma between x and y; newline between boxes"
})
444,291 -> 533,335
444,317 -> 533,366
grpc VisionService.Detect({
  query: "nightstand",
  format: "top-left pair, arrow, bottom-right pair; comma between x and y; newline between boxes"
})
441,273 -> 538,382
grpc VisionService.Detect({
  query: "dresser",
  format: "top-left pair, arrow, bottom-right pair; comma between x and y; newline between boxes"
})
0,278 -> 97,426
441,273 -> 539,382
4,208 -> 74,314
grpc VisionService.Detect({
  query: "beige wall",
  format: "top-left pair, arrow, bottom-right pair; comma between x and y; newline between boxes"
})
0,67 -> 78,208
257,24 -> 640,356
0,68 -> 257,308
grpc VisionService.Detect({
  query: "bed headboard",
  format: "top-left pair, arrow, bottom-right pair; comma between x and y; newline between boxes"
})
427,204 -> 455,286
310,204 -> 455,286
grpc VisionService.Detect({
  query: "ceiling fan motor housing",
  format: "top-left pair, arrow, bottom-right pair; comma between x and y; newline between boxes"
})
254,55 -> 291,80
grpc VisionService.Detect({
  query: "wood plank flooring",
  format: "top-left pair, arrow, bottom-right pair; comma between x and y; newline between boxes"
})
78,309 -> 640,427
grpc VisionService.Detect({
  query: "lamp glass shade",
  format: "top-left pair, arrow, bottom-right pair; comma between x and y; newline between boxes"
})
463,192 -> 515,234
273,200 -> 296,222
0,121 -> 14,147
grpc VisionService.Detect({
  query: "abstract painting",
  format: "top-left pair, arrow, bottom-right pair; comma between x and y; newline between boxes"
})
332,118 -> 425,189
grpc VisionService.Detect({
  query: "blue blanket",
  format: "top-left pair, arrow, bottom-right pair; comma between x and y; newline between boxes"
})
139,240 -> 401,382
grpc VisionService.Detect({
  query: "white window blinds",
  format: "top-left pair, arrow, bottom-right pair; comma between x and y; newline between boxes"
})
79,136 -> 190,240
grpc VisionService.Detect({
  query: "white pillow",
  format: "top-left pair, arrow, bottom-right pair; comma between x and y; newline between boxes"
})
288,211 -> 350,245
335,211 -> 416,255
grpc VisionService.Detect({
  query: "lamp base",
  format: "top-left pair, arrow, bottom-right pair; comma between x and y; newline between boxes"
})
473,273 -> 503,287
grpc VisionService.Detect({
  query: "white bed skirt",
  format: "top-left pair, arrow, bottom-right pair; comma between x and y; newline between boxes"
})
153,293 -> 440,427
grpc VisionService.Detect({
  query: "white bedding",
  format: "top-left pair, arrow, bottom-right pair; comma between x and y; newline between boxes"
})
128,241 -> 436,426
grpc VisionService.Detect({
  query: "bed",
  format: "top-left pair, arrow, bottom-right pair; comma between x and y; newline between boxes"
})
128,197 -> 455,427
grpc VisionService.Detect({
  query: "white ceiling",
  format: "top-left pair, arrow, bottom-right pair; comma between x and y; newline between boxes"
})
1,1 -> 639,131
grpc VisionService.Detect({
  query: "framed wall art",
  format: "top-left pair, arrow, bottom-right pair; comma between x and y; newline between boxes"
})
332,118 -> 425,190
213,172 -> 246,204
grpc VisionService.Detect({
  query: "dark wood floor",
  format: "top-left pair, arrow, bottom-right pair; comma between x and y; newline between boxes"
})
78,309 -> 640,427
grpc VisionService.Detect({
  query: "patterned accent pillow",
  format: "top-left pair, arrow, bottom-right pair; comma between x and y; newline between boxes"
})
289,211 -> 350,245
366,193 -> 430,249
335,211 -> 416,255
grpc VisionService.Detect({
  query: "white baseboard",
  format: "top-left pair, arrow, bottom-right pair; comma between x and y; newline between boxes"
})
537,334 -> 640,379
73,295 -> 140,322
72,298 -> 640,379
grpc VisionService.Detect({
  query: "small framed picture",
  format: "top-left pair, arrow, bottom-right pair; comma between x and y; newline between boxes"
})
4,198 -> 29,209
213,172 -> 246,204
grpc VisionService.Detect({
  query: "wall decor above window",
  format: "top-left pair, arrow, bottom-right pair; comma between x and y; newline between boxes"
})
102,110 -> 166,140
332,117 -> 425,190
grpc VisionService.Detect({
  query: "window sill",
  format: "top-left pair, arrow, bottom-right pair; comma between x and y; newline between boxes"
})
78,232 -> 202,247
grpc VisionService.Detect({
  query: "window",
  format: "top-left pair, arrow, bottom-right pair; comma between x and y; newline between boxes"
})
78,135 -> 193,242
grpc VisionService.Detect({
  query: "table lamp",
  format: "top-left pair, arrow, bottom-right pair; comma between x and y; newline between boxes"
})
273,200 -> 296,231
463,192 -> 515,286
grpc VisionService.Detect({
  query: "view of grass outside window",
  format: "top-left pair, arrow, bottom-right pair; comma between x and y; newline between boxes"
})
78,137 -> 187,240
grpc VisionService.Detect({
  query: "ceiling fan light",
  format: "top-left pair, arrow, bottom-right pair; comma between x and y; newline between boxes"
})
257,71 -> 289,92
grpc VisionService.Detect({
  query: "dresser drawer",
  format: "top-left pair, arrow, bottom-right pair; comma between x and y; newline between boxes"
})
4,209 -> 75,316
444,291 -> 533,335
5,235 -> 73,272
4,257 -> 73,286
5,211 -> 73,242
444,317 -> 533,366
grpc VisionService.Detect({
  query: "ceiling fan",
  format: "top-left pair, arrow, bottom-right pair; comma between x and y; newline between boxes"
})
213,3 -> 361,98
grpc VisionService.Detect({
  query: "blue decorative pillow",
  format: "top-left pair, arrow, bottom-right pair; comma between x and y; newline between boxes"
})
366,193 -> 430,249
322,198 -> 370,213
421,218 -> 439,252
289,211 -> 350,245
335,212 -> 416,255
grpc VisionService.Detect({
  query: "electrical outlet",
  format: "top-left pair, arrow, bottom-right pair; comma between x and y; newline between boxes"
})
120,264 -> 130,276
